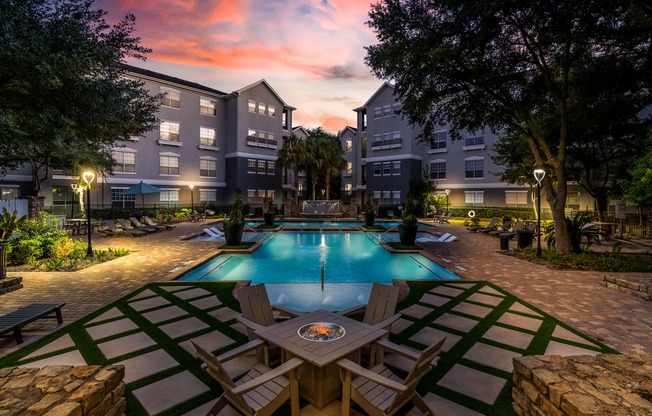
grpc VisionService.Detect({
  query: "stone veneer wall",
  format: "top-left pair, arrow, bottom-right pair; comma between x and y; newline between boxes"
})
513,354 -> 652,416
601,276 -> 651,302
0,365 -> 125,416
0,277 -> 23,295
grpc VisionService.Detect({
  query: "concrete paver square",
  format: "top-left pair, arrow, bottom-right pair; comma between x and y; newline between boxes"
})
552,326 -> 599,348
86,307 -> 124,325
400,304 -> 433,319
20,350 -> 86,368
208,307 -> 240,322
409,327 -> 461,352
419,293 -> 451,307
390,318 -> 414,335
482,326 -> 534,350
86,318 -> 139,341
180,331 -> 236,356
129,288 -> 158,301
98,332 -> 157,360
190,296 -> 222,310
545,341 -> 600,357
129,296 -> 171,312
444,282 -> 478,289
132,370 -> 210,415
437,364 -> 507,405
430,286 -> 465,298
117,349 -> 179,383
452,302 -> 493,318
497,312 -> 543,332
142,305 -> 189,324
22,334 -> 76,360
174,287 -> 212,300
433,313 -> 479,333
467,292 -> 504,307
182,400 -> 239,416
160,317 -> 210,339
478,286 -> 504,297
463,342 -> 522,372
422,392 -> 484,416
161,285 -> 194,293
509,302 -> 543,317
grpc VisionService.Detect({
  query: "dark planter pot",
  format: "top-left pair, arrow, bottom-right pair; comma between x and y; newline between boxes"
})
517,231 -> 534,248
364,213 -> 375,227
0,241 -> 8,279
263,212 -> 275,226
398,224 -> 418,246
223,224 -> 244,246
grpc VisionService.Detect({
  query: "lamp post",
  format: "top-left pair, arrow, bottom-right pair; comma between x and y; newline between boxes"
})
82,171 -> 95,258
189,184 -> 194,211
533,168 -> 546,258
445,189 -> 450,213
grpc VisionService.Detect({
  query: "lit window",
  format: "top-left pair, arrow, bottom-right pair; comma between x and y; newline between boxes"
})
248,100 -> 257,113
392,161 -> 401,175
200,189 -> 217,202
268,190 -> 275,201
465,191 -> 484,205
383,162 -> 391,176
200,159 -> 216,177
160,189 -> 180,202
248,128 -> 256,138
431,131 -> 447,150
247,189 -> 256,202
257,160 -> 266,174
506,191 -> 528,207
113,151 -> 136,173
268,133 -> 275,145
258,131 -> 266,142
374,107 -> 382,119
373,163 -> 381,176
161,87 -> 180,108
247,159 -> 256,173
430,161 -> 446,179
267,161 -> 275,175
345,140 -> 352,151
268,105 -> 276,117
159,155 -> 179,175
160,121 -> 180,142
345,162 -> 353,175
0,186 -> 19,200
345,183 -> 352,195
392,191 -> 401,204
200,127 -> 216,147
258,102 -> 266,115
200,98 -> 216,115
465,159 -> 484,179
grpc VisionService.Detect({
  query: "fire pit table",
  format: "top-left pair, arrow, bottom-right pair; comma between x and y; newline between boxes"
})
254,309 -> 387,409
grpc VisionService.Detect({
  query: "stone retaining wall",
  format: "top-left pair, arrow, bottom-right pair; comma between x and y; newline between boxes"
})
0,277 -> 23,295
513,354 -> 652,416
601,276 -> 651,301
0,365 -> 125,416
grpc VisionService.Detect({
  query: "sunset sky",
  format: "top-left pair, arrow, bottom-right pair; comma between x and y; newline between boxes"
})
96,0 -> 385,133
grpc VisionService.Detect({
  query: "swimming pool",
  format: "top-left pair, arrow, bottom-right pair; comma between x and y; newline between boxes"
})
179,231 -> 458,311
217,220 -> 431,229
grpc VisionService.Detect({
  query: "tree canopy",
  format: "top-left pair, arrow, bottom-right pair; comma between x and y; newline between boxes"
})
0,0 -> 160,193
366,0 -> 652,253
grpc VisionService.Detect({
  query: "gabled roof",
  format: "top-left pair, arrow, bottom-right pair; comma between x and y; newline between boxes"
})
227,79 -> 297,110
339,126 -> 357,136
292,126 -> 310,137
353,82 -> 395,111
120,63 -> 227,96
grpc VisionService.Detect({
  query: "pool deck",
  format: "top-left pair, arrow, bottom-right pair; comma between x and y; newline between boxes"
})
1,219 -> 652,360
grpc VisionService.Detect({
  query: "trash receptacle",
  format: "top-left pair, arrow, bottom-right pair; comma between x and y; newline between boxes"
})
500,236 -> 510,250
517,231 -> 534,248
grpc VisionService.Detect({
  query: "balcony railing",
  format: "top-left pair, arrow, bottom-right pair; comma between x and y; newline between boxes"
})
371,138 -> 402,150
246,135 -> 278,148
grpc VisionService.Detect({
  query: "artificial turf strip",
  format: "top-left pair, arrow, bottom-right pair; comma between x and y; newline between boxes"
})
0,280 -> 618,416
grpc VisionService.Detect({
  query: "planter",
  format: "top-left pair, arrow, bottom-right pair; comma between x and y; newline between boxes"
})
364,213 -> 375,227
223,224 -> 244,246
0,241 -> 7,279
398,224 -> 418,246
517,231 -> 534,248
263,212 -> 275,226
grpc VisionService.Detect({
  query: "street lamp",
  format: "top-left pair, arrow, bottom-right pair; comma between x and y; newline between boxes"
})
445,189 -> 450,213
82,171 -> 95,258
189,184 -> 194,211
533,168 -> 546,258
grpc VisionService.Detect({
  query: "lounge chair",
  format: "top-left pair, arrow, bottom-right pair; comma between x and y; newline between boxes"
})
467,218 -> 497,232
192,339 -> 303,416
500,222 -> 537,239
337,336 -> 446,416
185,212 -> 199,223
116,218 -> 156,234
416,232 -> 457,243
483,218 -> 512,234
203,227 -> 224,238
143,216 -> 175,230
100,220 -> 146,237
491,221 -> 524,237
439,212 -> 452,223
130,216 -> 165,232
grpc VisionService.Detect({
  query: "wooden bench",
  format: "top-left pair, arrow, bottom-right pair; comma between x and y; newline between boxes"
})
0,303 -> 65,344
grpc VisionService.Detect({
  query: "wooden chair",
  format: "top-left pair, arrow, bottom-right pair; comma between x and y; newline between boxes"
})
337,337 -> 445,416
339,282 -> 401,330
192,339 -> 303,416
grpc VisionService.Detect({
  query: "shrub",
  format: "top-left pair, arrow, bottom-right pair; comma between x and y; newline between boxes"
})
44,258 -> 65,271
52,238 -> 87,259
9,238 -> 44,263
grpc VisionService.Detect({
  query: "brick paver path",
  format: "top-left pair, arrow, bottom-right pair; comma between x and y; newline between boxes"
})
1,221 -> 651,357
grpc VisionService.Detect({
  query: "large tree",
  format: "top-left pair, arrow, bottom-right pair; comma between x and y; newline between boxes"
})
302,128 -> 346,201
0,0 -> 160,193
277,134 -> 306,203
365,0 -> 651,254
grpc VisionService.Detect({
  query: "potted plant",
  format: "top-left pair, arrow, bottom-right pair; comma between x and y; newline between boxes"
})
0,208 -> 27,279
223,189 -> 245,245
398,200 -> 418,245
263,197 -> 275,226
363,195 -> 375,227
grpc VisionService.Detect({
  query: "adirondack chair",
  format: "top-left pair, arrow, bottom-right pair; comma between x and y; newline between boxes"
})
192,339 -> 303,416
337,337 -> 446,416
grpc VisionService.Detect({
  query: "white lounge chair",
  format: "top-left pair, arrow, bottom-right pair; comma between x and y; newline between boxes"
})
209,227 -> 225,237
203,228 -> 224,238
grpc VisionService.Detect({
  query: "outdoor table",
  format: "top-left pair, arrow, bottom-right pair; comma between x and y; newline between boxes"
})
254,309 -> 387,409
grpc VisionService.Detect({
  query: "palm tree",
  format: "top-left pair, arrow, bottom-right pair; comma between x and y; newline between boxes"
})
322,139 -> 346,200
277,135 -> 306,203
304,138 -> 326,200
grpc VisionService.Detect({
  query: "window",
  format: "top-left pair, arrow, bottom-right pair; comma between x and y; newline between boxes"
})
282,109 -> 289,130
361,110 -> 367,131
248,128 -> 256,139
430,161 -> 446,179
392,131 -> 401,142
465,191 -> 484,205
383,162 -> 391,176
267,161 -> 275,175
200,158 -> 216,177
268,105 -> 276,117
248,100 -> 257,113
392,191 -> 401,204
345,140 -> 352,151
161,87 -> 180,108
258,131 -> 266,142
111,188 -> 135,208
257,160 -> 266,174
465,136 -> 485,146
0,186 -> 19,200
392,104 -> 401,115
200,127 -> 216,147
382,191 -> 391,203
431,131 -> 447,150
465,159 -> 484,178
160,189 -> 180,203
383,105 -> 392,118
247,189 -> 256,202
392,161 -> 401,175
200,98 -> 216,115
200,189 -> 217,202
345,162 -> 353,175
383,132 -> 391,142
159,155 -> 179,175
268,133 -> 275,144
373,190 -> 381,199
374,107 -> 382,119
258,102 -> 266,115
247,159 -> 256,173
268,190 -> 275,201
53,186 -> 74,205
345,183 -> 352,195
506,191 -> 528,207
373,163 -> 381,176
160,121 -> 180,142
113,150 -> 136,173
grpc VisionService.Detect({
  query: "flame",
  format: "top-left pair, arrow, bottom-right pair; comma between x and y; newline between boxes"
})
311,324 -> 329,335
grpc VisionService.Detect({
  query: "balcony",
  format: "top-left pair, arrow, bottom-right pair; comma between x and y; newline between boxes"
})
246,135 -> 278,149
370,138 -> 402,150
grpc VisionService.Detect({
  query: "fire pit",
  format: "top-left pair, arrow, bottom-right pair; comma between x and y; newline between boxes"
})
298,322 -> 345,342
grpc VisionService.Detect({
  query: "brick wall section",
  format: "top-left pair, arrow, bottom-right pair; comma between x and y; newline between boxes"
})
512,354 -> 652,416
601,276 -> 651,301
0,365 -> 125,416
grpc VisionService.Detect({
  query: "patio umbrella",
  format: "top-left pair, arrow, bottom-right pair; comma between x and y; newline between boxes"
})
119,181 -> 163,207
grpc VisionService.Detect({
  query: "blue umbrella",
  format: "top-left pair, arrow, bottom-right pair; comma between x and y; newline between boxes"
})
120,181 -> 163,207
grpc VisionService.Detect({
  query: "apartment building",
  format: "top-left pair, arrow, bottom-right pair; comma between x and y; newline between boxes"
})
0,65 -> 296,210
